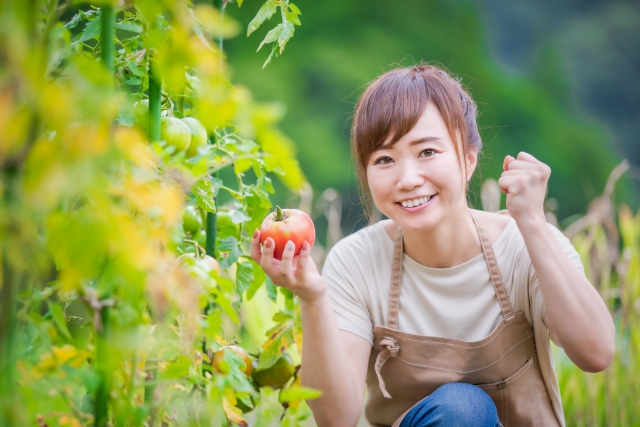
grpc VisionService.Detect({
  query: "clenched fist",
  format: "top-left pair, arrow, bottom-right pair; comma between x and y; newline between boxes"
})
498,152 -> 550,225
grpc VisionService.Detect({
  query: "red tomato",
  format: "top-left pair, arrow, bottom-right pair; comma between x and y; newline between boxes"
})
259,206 -> 315,261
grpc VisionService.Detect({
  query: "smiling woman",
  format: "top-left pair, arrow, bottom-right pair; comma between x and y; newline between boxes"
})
250,63 -> 614,427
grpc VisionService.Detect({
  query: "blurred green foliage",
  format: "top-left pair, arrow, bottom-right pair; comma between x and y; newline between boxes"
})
223,0 -> 636,227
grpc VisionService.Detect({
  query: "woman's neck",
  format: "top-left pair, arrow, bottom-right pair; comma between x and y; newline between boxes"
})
401,208 -> 481,269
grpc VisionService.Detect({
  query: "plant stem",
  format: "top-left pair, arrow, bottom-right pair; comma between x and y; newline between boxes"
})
93,6 -> 117,427
148,56 -> 162,142
100,4 -> 115,74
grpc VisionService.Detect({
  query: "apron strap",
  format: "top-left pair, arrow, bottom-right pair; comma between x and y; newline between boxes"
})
375,337 -> 400,398
386,209 -> 516,329
468,209 -> 515,319
387,226 -> 404,330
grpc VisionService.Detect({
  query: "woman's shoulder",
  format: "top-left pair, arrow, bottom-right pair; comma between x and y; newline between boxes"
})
381,209 -> 514,246
326,221 -> 392,264
470,209 -> 514,245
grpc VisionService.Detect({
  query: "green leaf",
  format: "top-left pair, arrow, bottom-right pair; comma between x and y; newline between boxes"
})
116,22 -> 143,33
160,355 -> 191,379
264,176 -> 275,194
286,10 -> 301,26
280,287 -> 295,311
262,43 -> 280,69
246,259 -> 266,300
244,187 -> 272,234
277,20 -> 295,53
231,210 -> 252,224
279,387 -> 322,403
124,77 -> 142,85
258,321 -> 293,370
125,61 -> 142,76
236,262 -> 254,296
218,236 -> 242,270
288,4 -> 301,14
257,23 -> 283,52
236,0 -> 244,6
64,13 -> 82,30
247,0 -> 278,36
48,302 -> 73,342
192,179 -> 217,213
214,288 -> 240,325
265,277 -> 277,303
79,16 -> 103,42
234,157 -> 253,174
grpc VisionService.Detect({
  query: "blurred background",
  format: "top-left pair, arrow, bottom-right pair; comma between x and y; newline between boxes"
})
219,0 -> 640,253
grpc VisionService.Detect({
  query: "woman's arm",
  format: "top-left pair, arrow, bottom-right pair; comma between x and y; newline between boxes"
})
518,217 -> 615,372
250,234 -> 368,427
300,295 -> 371,427
498,152 -> 615,373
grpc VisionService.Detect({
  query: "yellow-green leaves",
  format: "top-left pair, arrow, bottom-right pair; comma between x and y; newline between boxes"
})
257,311 -> 294,371
192,178 -> 217,213
247,0 -> 278,36
247,0 -> 302,68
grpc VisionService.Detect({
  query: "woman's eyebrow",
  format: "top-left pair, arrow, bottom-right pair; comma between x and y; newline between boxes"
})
409,136 -> 442,146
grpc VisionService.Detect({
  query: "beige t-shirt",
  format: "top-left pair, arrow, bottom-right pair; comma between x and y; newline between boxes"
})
322,216 -> 584,426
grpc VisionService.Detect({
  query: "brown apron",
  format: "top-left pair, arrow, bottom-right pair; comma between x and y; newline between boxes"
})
365,210 -> 561,427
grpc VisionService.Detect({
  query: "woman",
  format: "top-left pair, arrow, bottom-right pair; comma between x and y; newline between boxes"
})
250,64 -> 615,427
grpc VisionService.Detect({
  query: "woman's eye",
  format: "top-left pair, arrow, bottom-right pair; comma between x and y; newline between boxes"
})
374,156 -> 393,165
420,149 -> 437,157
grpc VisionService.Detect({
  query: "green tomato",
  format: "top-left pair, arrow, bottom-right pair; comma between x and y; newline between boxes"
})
177,253 -> 221,276
133,99 -> 149,131
182,205 -> 203,237
194,229 -> 207,248
216,210 -> 240,240
182,117 -> 208,158
251,353 -> 295,390
161,116 -> 191,154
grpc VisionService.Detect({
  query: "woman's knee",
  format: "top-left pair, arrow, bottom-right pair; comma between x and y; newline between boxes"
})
430,383 -> 496,416
401,383 -> 500,427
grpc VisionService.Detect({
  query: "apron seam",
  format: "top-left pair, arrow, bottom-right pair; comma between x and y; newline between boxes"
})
517,315 -> 537,349
378,335 -> 531,374
373,321 -> 517,348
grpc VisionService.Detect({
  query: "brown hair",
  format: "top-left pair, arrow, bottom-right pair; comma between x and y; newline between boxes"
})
351,63 -> 482,220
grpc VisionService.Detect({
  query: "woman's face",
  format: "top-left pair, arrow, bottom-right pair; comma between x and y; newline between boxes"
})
366,101 -> 477,232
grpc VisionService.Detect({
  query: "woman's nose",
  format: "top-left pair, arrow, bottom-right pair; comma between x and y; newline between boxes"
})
396,160 -> 425,190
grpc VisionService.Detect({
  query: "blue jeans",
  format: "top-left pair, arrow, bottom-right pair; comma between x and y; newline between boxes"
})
399,383 -> 502,427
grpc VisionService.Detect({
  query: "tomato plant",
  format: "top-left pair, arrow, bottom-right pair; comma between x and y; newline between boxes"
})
0,1 -> 317,426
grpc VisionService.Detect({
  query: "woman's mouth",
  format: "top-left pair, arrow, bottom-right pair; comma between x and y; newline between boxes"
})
396,194 -> 436,212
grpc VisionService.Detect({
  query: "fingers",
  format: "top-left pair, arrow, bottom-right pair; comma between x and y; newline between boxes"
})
505,159 -> 538,171
294,241 -> 312,276
259,237 -> 278,277
279,240 -> 296,281
516,151 -> 544,165
503,155 -> 515,171
505,152 -> 550,172
498,175 -> 520,195
250,229 -> 262,264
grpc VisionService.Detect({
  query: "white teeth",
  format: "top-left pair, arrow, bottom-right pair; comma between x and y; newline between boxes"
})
400,195 -> 436,208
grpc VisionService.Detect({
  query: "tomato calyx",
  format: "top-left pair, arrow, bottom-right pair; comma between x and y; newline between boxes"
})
273,205 -> 289,222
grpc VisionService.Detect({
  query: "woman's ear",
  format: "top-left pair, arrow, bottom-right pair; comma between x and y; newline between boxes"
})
466,147 -> 479,181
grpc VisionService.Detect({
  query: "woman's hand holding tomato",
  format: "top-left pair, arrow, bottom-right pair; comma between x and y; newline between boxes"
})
250,207 -> 326,303
498,151 -> 551,226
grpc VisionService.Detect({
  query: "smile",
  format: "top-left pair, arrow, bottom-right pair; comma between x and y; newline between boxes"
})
397,194 -> 436,211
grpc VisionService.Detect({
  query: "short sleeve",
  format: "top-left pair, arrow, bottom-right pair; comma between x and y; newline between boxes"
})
528,223 -> 585,348
322,245 -> 375,346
